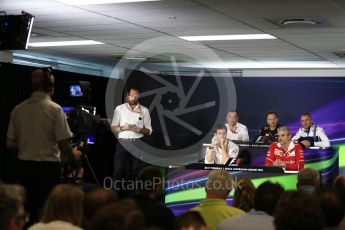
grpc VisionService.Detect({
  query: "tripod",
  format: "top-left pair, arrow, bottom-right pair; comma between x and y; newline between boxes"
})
62,139 -> 101,187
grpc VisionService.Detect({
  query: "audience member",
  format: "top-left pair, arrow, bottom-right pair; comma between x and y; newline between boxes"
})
0,184 -> 26,230
87,199 -> 144,230
192,170 -> 244,230
297,168 -> 320,194
333,174 -> 345,230
28,184 -> 84,230
83,188 -> 118,226
218,181 -> 284,230
232,178 -> 255,212
133,166 -> 175,230
274,191 -> 324,230
318,188 -> 345,229
175,211 -> 208,230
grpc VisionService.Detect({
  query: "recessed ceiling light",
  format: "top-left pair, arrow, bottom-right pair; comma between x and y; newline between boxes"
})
29,40 -> 104,47
125,57 -> 146,60
279,19 -> 318,26
54,0 -> 160,5
179,34 -> 276,41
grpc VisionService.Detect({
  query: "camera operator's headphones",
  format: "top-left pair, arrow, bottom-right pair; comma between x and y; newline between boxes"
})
41,67 -> 55,92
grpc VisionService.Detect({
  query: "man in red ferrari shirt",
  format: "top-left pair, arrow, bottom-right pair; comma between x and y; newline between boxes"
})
265,126 -> 304,171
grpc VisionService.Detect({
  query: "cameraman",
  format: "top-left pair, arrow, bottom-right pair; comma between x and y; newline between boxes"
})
5,68 -> 81,224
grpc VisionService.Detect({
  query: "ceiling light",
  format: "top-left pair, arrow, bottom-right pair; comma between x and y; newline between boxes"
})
179,34 -> 276,41
29,40 -> 104,47
54,0 -> 160,5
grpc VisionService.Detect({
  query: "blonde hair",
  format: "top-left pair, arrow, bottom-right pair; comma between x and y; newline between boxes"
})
233,178 -> 255,212
205,170 -> 233,196
41,184 -> 84,226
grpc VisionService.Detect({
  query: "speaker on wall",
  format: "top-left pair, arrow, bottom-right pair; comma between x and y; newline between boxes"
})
0,11 -> 34,51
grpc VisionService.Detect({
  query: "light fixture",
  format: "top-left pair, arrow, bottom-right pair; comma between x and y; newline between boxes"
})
29,40 -> 104,47
54,0 -> 160,5
179,34 -> 276,41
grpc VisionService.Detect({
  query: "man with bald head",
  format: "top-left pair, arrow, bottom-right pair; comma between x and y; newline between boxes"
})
6,68 -> 81,224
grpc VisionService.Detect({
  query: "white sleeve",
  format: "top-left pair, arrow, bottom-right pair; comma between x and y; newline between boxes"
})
314,127 -> 330,147
228,141 -> 239,159
204,148 -> 214,164
292,128 -> 302,141
111,106 -> 121,128
242,125 -> 250,142
143,107 -> 152,135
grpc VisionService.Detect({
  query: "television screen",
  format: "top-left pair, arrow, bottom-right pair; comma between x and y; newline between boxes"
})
69,85 -> 84,97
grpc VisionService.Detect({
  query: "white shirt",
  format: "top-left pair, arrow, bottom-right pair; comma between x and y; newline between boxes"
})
292,125 -> 330,147
218,210 -> 275,230
111,103 -> 152,139
225,122 -> 249,142
7,92 -> 72,162
204,139 -> 239,164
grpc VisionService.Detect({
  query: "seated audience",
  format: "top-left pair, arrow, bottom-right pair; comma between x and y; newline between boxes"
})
133,166 -> 175,230
265,126 -> 304,171
83,188 -> 118,226
87,199 -> 144,230
297,168 -> 320,194
292,113 -> 330,148
175,211 -> 208,230
318,188 -> 345,229
0,184 -> 26,230
232,178 -> 256,212
192,170 -> 244,230
218,181 -> 284,230
224,111 -> 249,142
205,124 -> 239,165
255,111 -> 282,143
333,174 -> 345,230
28,184 -> 84,230
274,191 -> 324,230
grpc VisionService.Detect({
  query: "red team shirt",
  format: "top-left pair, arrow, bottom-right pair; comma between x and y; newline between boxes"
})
265,141 -> 304,171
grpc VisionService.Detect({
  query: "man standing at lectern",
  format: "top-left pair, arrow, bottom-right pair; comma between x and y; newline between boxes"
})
111,87 -> 152,185
205,124 -> 239,165
265,126 -> 304,171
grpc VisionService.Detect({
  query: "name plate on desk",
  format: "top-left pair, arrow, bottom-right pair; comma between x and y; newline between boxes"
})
185,163 -> 285,174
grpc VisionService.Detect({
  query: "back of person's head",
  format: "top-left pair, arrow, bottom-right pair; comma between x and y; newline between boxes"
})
318,188 -> 345,228
253,181 -> 284,215
297,168 -> 320,188
274,191 -> 324,230
87,199 -> 144,230
41,184 -> 84,227
0,184 -> 26,230
232,178 -> 255,212
84,188 -> 118,222
136,166 -> 162,198
175,211 -> 207,230
31,68 -> 54,92
333,174 -> 345,204
205,170 -> 233,199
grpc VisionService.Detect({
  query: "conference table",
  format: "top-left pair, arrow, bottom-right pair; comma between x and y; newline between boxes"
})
164,143 -> 338,215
